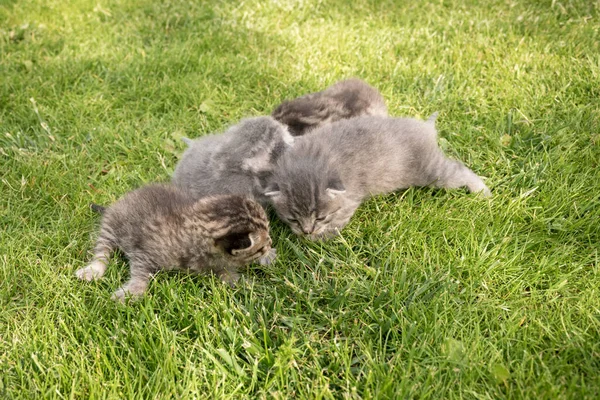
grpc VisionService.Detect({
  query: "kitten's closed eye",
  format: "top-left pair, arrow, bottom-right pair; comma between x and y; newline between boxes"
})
215,232 -> 253,254
315,208 -> 341,223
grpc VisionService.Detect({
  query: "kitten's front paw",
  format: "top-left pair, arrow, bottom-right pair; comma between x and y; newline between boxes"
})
111,278 -> 149,302
111,287 -> 144,303
218,270 -> 241,287
258,248 -> 277,265
111,288 -> 128,303
75,263 -> 105,281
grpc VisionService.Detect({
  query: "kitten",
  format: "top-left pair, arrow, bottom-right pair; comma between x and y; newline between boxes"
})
75,184 -> 273,301
172,116 -> 293,206
271,78 -> 388,136
264,114 -> 491,239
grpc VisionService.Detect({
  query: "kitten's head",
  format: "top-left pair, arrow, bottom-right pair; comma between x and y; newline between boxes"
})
264,145 -> 348,238
195,195 -> 272,265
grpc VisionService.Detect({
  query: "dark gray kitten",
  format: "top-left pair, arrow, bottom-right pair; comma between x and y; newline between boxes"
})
264,114 -> 491,239
75,184 -> 273,301
172,116 -> 293,206
271,78 -> 388,136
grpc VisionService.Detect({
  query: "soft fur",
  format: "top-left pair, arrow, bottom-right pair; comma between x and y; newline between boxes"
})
272,78 -> 388,136
75,184 -> 273,301
265,114 -> 491,239
172,116 -> 293,206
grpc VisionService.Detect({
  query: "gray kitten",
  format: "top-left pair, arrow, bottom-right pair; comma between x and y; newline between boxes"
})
272,78 -> 388,136
172,116 -> 293,206
75,184 -> 273,301
264,114 -> 491,239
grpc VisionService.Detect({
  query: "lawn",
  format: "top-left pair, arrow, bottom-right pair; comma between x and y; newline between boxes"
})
1,0 -> 599,398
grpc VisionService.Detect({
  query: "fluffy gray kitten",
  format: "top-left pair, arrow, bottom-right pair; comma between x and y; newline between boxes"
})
75,184 -> 273,301
271,78 -> 388,136
264,114 -> 491,239
172,116 -> 293,206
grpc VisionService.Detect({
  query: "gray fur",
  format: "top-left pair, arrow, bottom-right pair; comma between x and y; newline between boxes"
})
75,184 -> 273,301
265,115 -> 491,239
272,78 -> 388,136
172,116 -> 294,206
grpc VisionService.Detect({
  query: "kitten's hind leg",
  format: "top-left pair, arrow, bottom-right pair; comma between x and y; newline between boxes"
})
75,227 -> 116,281
430,158 -> 491,197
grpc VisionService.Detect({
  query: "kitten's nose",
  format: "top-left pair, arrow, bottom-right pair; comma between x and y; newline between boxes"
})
301,224 -> 313,234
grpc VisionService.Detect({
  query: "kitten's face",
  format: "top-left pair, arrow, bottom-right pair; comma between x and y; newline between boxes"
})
265,173 -> 349,239
198,196 -> 272,264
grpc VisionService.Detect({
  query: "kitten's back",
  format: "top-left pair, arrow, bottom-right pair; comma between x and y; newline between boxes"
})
299,116 -> 440,189
172,116 -> 292,203
102,184 -> 194,237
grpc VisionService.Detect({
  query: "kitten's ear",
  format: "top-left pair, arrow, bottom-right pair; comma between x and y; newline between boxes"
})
215,231 -> 253,255
326,177 -> 346,198
263,182 -> 281,198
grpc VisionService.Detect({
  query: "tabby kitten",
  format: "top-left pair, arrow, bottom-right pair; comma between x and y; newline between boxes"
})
272,78 -> 388,136
172,116 -> 293,206
264,114 -> 491,239
75,184 -> 273,301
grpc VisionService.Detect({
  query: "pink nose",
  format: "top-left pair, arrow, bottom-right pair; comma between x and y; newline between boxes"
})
302,225 -> 313,234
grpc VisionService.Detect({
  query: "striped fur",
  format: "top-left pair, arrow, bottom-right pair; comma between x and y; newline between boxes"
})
75,184 -> 272,301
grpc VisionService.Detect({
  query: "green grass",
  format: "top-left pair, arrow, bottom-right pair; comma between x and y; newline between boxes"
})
1,0 -> 599,398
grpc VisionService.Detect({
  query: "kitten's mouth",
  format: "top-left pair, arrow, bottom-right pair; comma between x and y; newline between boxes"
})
308,228 -> 340,241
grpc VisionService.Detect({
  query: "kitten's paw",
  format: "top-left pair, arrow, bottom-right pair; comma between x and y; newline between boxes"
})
111,278 -> 149,302
467,179 -> 491,198
111,288 -> 128,303
218,270 -> 241,287
473,184 -> 491,198
258,248 -> 277,265
75,262 -> 105,281
111,287 -> 144,303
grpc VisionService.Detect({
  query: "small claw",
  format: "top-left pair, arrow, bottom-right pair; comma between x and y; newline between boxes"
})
75,264 -> 104,281
258,248 -> 277,265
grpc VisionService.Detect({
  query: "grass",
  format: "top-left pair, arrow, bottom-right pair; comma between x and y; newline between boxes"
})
1,0 -> 599,398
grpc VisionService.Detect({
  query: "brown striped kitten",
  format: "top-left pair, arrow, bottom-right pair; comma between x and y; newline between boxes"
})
271,78 -> 388,136
75,184 -> 273,301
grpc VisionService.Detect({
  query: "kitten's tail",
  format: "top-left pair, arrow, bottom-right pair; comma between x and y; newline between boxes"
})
426,112 -> 439,125
90,203 -> 107,214
181,137 -> 193,146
